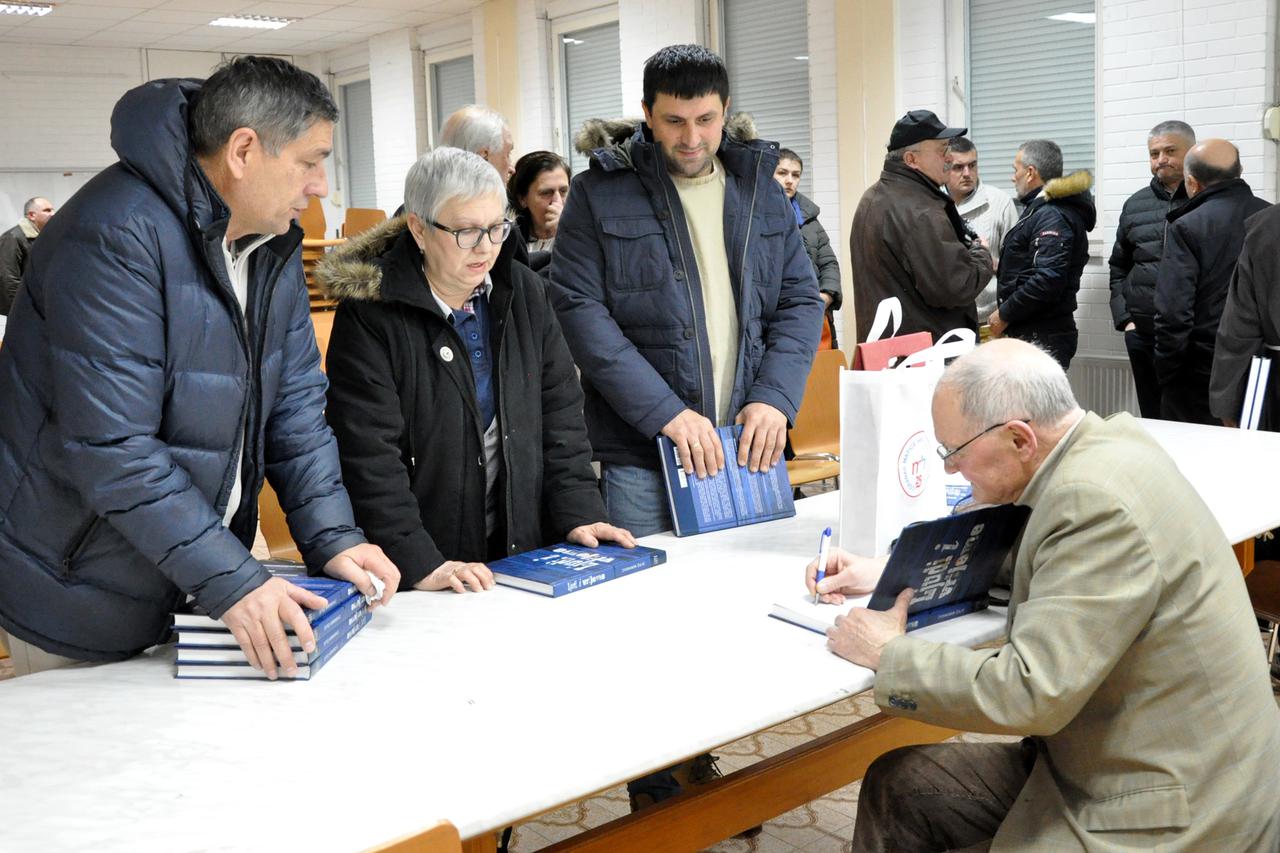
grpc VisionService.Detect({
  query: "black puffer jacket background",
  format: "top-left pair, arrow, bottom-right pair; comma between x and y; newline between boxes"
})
996,171 -> 1097,336
1108,177 -> 1190,334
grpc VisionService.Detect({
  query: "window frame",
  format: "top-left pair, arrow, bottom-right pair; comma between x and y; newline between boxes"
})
548,6 -> 621,161
423,42 -> 476,149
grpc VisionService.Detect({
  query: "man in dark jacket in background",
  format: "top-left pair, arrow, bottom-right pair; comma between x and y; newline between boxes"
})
850,110 -> 993,343
1109,120 -> 1195,416
1156,139 -> 1270,424
1211,203 -> 1280,429
550,45 -> 821,539
0,196 -> 53,317
774,147 -> 842,347
0,57 -> 398,679
990,139 -> 1096,370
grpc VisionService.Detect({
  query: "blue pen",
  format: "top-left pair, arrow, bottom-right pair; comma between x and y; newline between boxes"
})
813,526 -> 832,604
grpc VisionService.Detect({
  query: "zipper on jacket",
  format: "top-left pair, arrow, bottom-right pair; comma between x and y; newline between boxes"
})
61,517 -> 103,574
735,149 -> 765,396
656,160 -> 712,422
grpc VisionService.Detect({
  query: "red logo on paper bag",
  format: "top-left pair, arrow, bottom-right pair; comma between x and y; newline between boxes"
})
897,430 -> 930,498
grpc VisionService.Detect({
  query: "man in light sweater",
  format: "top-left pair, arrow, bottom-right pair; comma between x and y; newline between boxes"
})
944,137 -> 1017,335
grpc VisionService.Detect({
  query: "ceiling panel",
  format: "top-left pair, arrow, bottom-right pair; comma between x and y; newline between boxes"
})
0,0 -> 485,53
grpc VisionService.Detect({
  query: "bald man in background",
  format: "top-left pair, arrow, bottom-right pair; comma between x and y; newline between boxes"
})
1153,138 -> 1269,424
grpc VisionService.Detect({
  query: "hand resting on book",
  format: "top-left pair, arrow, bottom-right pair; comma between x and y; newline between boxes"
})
805,547 -> 889,605
219,577 -> 328,680
826,587 -> 914,671
415,561 -> 495,593
566,522 -> 637,549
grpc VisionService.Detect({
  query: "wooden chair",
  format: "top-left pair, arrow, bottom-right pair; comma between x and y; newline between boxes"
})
311,308 -> 336,373
342,207 -> 387,238
363,820 -> 463,853
298,196 -> 328,240
258,479 -> 303,563
1246,559 -> 1280,671
787,349 -> 846,488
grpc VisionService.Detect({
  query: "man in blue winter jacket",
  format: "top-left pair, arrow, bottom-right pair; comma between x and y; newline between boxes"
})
0,56 -> 399,679
549,44 -> 822,540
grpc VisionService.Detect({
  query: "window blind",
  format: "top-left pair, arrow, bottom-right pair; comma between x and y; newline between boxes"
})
432,55 -> 477,146
562,22 -> 623,175
340,79 -> 377,209
722,0 -> 811,190
967,0 -> 1096,182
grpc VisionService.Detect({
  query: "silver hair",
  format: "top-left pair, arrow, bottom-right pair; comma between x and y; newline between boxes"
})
1017,139 -> 1063,181
885,144 -> 919,164
403,146 -> 506,223
190,55 -> 338,157
1149,120 -> 1196,146
439,105 -> 508,155
22,197 -> 44,215
937,341 -> 1079,430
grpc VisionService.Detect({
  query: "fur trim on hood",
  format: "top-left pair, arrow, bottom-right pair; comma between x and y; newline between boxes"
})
1041,170 -> 1093,201
313,215 -> 409,303
572,111 -> 760,156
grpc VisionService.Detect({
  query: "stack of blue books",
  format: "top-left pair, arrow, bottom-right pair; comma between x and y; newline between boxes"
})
173,565 -> 371,680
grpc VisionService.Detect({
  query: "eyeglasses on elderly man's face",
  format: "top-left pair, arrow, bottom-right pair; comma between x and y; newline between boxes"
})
936,418 -> 1032,462
428,218 -> 513,250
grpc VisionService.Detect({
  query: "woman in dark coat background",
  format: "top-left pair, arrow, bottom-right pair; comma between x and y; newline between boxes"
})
774,148 -> 843,349
318,147 -> 633,593
508,150 -> 570,273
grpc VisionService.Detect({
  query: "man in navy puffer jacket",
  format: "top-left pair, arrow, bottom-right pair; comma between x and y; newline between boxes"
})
0,56 -> 398,678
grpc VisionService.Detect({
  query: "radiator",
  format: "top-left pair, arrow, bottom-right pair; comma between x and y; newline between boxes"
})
1067,355 -> 1139,417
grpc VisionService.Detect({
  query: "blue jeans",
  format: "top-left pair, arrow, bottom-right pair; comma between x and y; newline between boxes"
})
600,464 -> 672,538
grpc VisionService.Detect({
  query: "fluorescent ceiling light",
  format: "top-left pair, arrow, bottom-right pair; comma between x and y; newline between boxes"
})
794,55 -> 809,61
0,2 -> 54,15
1048,12 -> 1095,24
210,14 -> 295,30
562,36 -> 583,45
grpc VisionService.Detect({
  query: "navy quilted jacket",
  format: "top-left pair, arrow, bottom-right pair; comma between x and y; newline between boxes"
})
0,79 -> 363,661
548,121 -> 822,468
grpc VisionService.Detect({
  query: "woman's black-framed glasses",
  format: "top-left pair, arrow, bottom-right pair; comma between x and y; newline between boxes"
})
935,418 -> 1032,462
429,218 -> 513,249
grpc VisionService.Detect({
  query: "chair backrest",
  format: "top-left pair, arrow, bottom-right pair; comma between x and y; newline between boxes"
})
299,196 -> 328,240
789,349 -> 846,457
343,207 -> 387,238
311,309 -> 336,373
257,480 -> 302,562
363,821 -> 462,853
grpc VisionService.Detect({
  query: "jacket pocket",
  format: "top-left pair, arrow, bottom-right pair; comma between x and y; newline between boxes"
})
600,217 -> 671,293
61,516 -> 103,575
1077,784 -> 1191,832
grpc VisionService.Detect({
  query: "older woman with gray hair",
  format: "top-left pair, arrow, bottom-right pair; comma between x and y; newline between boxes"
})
318,147 -> 633,593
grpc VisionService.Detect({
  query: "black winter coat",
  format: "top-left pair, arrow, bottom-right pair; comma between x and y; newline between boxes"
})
997,172 -> 1097,336
0,80 -> 363,661
1210,202 -> 1280,425
1153,178 -> 1270,385
1108,177 -> 1190,334
318,219 -> 606,590
0,222 -> 34,315
795,193 -> 841,309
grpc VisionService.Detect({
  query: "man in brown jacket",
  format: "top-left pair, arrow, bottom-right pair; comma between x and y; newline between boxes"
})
849,110 -> 993,342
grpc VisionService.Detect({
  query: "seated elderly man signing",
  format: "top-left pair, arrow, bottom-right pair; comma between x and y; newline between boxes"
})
318,147 -> 632,593
808,339 -> 1280,852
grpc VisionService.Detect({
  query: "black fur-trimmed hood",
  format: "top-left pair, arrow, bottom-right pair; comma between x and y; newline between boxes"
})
313,216 -> 410,303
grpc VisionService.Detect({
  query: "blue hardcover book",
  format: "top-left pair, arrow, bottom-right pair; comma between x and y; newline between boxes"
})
770,503 -> 1029,635
490,543 -> 668,597
175,607 -> 371,679
657,424 -> 796,536
172,573 -> 360,630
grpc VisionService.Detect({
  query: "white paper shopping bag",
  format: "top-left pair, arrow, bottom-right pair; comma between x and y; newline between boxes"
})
838,327 -> 976,556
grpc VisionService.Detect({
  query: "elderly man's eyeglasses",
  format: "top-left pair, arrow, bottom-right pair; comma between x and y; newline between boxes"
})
429,219 -> 513,249
936,418 -> 1031,462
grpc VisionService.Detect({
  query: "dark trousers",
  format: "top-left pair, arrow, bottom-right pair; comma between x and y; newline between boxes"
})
1124,328 -> 1163,418
1159,368 -> 1215,425
1012,328 -> 1077,372
851,740 -> 1036,852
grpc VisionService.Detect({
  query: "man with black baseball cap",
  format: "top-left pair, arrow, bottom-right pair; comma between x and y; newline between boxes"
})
850,109 -> 993,342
